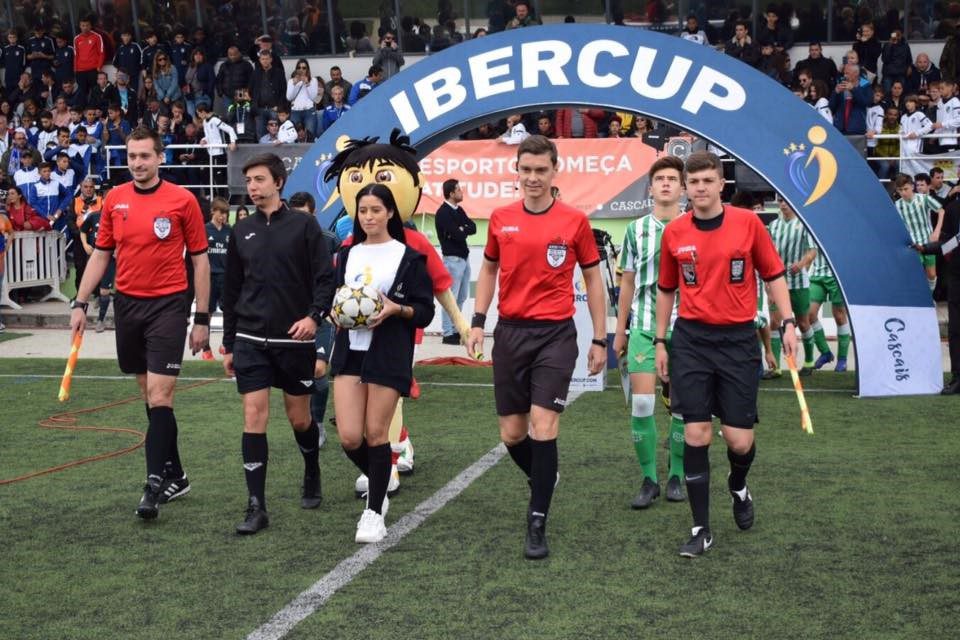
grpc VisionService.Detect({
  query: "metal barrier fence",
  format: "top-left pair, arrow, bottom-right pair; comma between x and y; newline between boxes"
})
1,231 -> 70,310
104,144 -> 229,198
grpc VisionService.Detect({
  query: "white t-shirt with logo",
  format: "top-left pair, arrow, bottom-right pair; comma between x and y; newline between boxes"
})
344,238 -> 405,351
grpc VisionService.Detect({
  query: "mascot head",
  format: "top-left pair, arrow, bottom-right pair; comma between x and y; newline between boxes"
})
323,128 -> 425,222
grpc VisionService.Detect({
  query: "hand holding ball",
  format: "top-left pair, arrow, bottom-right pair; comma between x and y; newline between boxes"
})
333,284 -> 384,329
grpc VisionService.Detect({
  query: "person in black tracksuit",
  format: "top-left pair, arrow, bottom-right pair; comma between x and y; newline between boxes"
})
221,153 -> 335,535
918,199 -> 960,394
329,183 -> 434,544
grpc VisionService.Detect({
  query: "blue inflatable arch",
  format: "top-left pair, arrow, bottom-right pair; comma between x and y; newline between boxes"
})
285,25 -> 942,397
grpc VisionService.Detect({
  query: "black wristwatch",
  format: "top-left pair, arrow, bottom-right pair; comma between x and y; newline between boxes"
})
592,338 -> 608,348
653,337 -> 668,346
71,299 -> 89,313
781,317 -> 797,331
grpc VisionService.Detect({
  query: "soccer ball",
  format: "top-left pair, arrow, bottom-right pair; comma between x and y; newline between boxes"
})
332,283 -> 383,329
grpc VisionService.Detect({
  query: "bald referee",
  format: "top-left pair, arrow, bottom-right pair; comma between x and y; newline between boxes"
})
655,151 -> 796,557
70,127 -> 210,520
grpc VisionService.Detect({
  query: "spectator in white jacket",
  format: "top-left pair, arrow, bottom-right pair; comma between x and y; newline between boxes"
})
901,94 -> 933,156
932,79 -> 960,150
808,79 -> 833,123
287,58 -> 321,137
276,104 -> 298,144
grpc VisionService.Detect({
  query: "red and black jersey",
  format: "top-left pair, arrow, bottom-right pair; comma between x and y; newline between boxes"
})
484,199 -> 600,321
658,206 -> 785,324
96,180 -> 208,298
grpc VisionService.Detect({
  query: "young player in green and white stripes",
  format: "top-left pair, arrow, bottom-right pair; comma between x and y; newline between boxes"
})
808,250 -> 853,372
755,275 -> 778,375
766,200 -> 818,376
894,173 -> 945,292
613,156 -> 686,509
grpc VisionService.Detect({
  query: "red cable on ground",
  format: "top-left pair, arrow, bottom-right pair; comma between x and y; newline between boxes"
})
0,379 -> 219,486
415,356 -> 493,367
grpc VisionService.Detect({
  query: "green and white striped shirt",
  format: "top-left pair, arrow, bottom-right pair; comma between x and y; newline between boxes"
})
755,275 -> 770,328
768,214 -> 815,289
895,193 -> 939,244
619,213 -> 678,332
809,248 -> 835,279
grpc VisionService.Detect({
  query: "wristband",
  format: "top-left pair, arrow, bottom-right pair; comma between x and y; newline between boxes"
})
592,338 -> 608,348
653,337 -> 668,346
471,312 -> 487,329
71,299 -> 89,313
780,317 -> 796,331
193,312 -> 210,326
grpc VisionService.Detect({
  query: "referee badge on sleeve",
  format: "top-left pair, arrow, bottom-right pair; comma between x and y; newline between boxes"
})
681,261 -> 697,286
153,216 -> 171,240
730,257 -> 745,283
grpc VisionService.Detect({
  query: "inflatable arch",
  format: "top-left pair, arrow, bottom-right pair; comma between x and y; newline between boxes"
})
285,24 -> 942,397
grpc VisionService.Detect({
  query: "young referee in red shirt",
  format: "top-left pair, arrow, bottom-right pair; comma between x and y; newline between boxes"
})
466,136 -> 608,559
70,127 -> 211,520
655,151 -> 797,557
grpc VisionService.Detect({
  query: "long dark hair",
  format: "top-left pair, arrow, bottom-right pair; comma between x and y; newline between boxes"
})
352,183 -> 405,243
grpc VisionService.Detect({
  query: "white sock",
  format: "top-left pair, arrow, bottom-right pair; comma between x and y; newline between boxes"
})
929,277 -> 937,292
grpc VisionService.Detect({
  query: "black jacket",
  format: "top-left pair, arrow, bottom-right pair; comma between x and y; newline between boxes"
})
249,63 -> 287,109
221,204 -> 335,353
216,57 -> 254,98
329,243 -> 434,395
435,202 -> 476,258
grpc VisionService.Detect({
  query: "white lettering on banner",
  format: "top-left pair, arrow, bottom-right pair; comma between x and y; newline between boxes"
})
391,40 -> 746,132
630,46 -> 692,99
578,40 -> 629,88
414,67 -> 467,121
469,46 -> 515,99
521,40 -> 571,88
419,153 -> 633,177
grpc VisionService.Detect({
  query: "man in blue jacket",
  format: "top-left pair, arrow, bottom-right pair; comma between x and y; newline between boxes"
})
27,161 -> 71,231
829,63 -> 873,135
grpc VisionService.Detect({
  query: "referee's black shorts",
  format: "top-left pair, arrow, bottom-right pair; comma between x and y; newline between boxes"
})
114,291 -> 188,376
670,318 -> 760,428
492,318 -> 578,416
232,340 -> 316,396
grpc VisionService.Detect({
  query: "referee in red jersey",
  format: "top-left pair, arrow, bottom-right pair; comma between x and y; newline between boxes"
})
467,135 -> 608,559
655,151 -> 797,557
70,127 -> 211,520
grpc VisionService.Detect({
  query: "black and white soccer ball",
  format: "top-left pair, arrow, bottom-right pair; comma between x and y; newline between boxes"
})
332,284 -> 383,329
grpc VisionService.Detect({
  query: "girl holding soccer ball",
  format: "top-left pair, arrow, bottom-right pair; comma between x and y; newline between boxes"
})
329,183 -> 435,543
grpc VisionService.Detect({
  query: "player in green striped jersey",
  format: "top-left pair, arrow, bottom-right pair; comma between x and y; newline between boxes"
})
807,251 -> 852,372
614,156 -> 686,508
766,200 -> 818,376
894,173 -> 945,292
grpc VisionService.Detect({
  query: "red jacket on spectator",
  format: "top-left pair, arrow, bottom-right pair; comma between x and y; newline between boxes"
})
74,31 -> 105,73
554,108 -> 606,138
8,202 -> 51,231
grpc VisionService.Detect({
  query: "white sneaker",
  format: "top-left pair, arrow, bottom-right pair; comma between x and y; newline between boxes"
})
354,467 -> 400,499
0,322 -> 6,333
397,436 -> 414,475
367,492 -> 389,518
355,508 -> 387,543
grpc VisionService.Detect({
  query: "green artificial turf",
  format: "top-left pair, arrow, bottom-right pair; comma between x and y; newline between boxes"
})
1,360 -> 956,639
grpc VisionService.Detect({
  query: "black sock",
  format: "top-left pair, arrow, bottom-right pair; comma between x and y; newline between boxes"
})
684,443 -> 711,531
97,294 -> 110,321
342,440 -> 370,475
727,443 -> 756,492
365,443 -> 392,515
145,406 -> 176,482
529,438 -> 558,519
506,435 -> 533,478
242,432 -> 268,507
293,421 -> 321,475
144,403 -> 151,422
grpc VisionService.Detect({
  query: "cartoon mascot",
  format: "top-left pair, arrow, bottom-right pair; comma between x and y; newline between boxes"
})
324,129 -> 471,496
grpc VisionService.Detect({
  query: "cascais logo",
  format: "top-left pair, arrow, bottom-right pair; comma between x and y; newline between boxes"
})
784,125 -> 837,207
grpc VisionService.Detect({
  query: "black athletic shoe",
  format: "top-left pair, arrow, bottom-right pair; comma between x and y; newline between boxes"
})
524,514 -> 549,559
301,470 -> 322,509
136,478 -> 163,520
441,334 -> 460,345
678,527 -> 713,558
630,477 -> 661,509
159,475 -> 191,504
729,480 -> 755,530
236,496 -> 269,535
942,378 -> 960,395
666,475 -> 686,502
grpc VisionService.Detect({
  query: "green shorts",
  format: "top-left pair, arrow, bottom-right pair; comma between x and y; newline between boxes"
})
920,254 -> 936,268
769,288 -> 810,318
809,276 -> 844,306
627,329 -> 670,375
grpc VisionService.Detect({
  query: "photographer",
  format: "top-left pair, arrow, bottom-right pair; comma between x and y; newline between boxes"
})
853,21 -> 881,81
371,31 -> 405,80
829,63 -> 872,134
881,29 -> 913,93
286,58 -> 320,137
